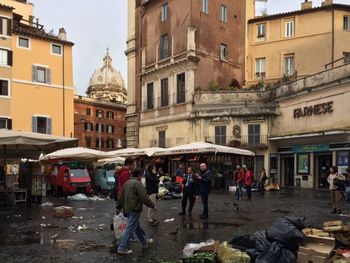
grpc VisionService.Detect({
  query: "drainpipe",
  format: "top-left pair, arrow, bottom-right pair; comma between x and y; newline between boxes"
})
62,44 -> 66,136
331,7 -> 335,68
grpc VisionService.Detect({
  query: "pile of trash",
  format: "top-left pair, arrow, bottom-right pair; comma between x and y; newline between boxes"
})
182,217 -> 350,263
157,177 -> 182,199
67,194 -> 105,201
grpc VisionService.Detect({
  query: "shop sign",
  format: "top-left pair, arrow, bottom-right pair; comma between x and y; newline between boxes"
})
293,101 -> 333,118
293,144 -> 330,153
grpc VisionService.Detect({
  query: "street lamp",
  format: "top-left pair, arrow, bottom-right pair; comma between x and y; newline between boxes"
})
98,111 -> 102,151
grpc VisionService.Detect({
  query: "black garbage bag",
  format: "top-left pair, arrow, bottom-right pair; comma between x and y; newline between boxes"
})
266,217 -> 306,253
229,231 -> 270,262
256,242 -> 296,263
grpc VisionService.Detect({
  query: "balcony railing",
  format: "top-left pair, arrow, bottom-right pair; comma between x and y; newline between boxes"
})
157,95 -> 170,108
205,135 -> 268,149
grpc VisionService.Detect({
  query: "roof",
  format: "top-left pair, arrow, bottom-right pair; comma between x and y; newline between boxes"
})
13,17 -> 74,46
249,4 -> 350,24
0,4 -> 14,11
74,95 -> 127,110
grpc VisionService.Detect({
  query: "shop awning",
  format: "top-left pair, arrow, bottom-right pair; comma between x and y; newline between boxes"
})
109,147 -> 164,157
153,142 -> 255,156
39,147 -> 112,162
0,130 -> 78,160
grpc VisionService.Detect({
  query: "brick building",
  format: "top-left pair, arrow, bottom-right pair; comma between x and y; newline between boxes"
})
74,50 -> 127,150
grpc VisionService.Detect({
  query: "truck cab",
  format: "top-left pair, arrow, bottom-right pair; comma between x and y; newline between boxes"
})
50,162 -> 92,195
94,163 -> 118,192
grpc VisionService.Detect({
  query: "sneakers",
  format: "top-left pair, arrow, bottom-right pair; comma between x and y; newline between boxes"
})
143,238 -> 154,249
117,249 -> 133,255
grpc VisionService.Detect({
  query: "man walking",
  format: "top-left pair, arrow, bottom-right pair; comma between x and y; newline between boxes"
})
145,164 -> 159,226
196,163 -> 212,219
179,166 -> 198,216
116,168 -> 155,255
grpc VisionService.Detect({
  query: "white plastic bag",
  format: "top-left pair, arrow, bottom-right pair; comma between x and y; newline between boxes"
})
141,177 -> 146,188
113,213 -> 128,239
229,186 -> 237,193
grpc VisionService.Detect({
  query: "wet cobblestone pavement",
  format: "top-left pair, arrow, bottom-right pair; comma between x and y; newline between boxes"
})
1,189 -> 349,262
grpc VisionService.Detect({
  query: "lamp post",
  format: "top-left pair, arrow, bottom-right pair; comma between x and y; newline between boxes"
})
98,111 -> 102,151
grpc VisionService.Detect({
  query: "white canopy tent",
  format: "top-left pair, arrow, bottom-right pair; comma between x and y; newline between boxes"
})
39,147 -> 113,162
109,147 -> 164,157
153,142 -> 255,156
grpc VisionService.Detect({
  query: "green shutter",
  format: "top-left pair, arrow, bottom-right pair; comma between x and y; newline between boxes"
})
47,68 -> 51,84
32,116 -> 37,132
47,118 -> 52,134
32,66 -> 37,82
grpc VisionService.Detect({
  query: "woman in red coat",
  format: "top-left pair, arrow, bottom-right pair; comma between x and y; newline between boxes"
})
243,166 -> 253,201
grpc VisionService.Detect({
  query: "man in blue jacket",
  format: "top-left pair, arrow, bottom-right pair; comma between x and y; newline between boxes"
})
196,163 -> 212,219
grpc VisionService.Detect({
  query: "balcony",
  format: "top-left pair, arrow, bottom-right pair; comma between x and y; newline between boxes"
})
157,95 -> 170,108
205,135 -> 268,149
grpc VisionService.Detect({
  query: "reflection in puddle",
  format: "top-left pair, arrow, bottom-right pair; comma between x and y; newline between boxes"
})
183,222 -> 241,229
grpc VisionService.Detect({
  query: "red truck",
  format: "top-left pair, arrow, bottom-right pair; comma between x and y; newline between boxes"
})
50,162 -> 92,196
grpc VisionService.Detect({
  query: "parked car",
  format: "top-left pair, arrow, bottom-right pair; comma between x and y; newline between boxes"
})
50,162 -> 92,196
94,163 -> 119,192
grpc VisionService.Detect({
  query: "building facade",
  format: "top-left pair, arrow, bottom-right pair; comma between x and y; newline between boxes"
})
0,0 -> 74,137
246,0 -> 350,85
74,51 -> 127,150
126,0 -> 255,148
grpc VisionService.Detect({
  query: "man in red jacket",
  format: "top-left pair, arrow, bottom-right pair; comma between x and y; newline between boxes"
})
243,166 -> 253,201
117,157 -> 135,200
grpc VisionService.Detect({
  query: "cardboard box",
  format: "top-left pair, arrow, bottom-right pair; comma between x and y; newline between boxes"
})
196,240 -> 220,253
297,235 -> 335,263
303,228 -> 332,238
323,220 -> 350,232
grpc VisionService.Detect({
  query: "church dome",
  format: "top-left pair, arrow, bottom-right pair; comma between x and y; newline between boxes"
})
87,49 -> 127,104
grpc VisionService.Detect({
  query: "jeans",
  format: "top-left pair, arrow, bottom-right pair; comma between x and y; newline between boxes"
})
235,183 -> 243,199
117,212 -> 148,251
201,192 -> 209,216
246,185 -> 252,200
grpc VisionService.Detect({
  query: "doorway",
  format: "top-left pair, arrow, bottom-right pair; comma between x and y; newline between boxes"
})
284,157 -> 295,187
315,154 -> 332,189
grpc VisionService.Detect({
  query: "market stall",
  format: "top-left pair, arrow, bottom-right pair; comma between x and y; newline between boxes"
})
0,130 -> 77,206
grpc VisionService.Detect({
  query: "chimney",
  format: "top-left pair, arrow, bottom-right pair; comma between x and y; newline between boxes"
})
321,0 -> 333,7
58,28 -> 67,41
301,0 -> 312,10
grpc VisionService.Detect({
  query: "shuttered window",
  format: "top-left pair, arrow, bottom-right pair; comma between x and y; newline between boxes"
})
0,79 -> 9,96
176,73 -> 185,104
160,34 -> 169,59
215,126 -> 226,146
147,82 -> 154,110
32,66 -> 51,84
0,49 -> 12,67
248,124 -> 261,146
32,116 -> 52,134
160,78 -> 169,107
0,118 -> 11,130
0,17 -> 12,36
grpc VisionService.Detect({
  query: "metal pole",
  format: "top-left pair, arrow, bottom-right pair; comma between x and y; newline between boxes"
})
3,145 -> 6,189
99,122 -> 101,151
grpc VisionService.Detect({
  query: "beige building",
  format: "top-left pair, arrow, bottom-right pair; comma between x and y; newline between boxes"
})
0,0 -> 74,136
246,0 -> 350,85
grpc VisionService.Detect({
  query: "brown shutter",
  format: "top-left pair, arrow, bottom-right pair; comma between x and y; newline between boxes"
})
0,18 -> 3,35
7,50 -> 13,66
7,19 -> 12,36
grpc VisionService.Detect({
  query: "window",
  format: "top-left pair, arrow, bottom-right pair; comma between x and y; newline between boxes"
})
32,66 -> 51,84
0,17 -> 11,36
95,123 -> 104,132
51,44 -> 62,55
0,79 -> 9,96
86,108 -> 91,116
161,3 -> 168,22
85,137 -> 92,148
159,131 -> 166,148
160,34 -> 169,59
147,82 -> 154,110
0,118 -> 11,130
160,78 -> 169,107
0,49 -> 12,67
107,111 -> 114,119
344,16 -> 350,31
176,73 -> 186,104
215,126 -> 226,146
18,37 -> 29,48
284,55 -> 295,76
107,125 -> 114,133
96,138 -> 104,149
32,116 -> 52,134
257,23 -> 266,39
285,20 -> 295,37
107,139 -> 114,149
220,43 -> 228,60
220,5 -> 227,22
84,122 -> 93,131
201,0 -> 208,14
248,124 -> 261,146
255,58 -> 266,78
344,52 -> 350,63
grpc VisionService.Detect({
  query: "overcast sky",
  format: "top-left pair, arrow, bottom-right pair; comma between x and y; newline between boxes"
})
29,0 -> 350,95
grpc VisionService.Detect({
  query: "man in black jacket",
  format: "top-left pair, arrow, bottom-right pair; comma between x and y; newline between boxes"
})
196,163 -> 212,219
179,166 -> 198,216
145,165 -> 159,226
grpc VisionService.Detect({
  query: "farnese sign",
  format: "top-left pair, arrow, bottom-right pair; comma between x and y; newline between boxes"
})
293,101 -> 333,118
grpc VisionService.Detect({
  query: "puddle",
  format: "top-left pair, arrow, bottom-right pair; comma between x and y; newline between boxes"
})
183,222 -> 241,230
